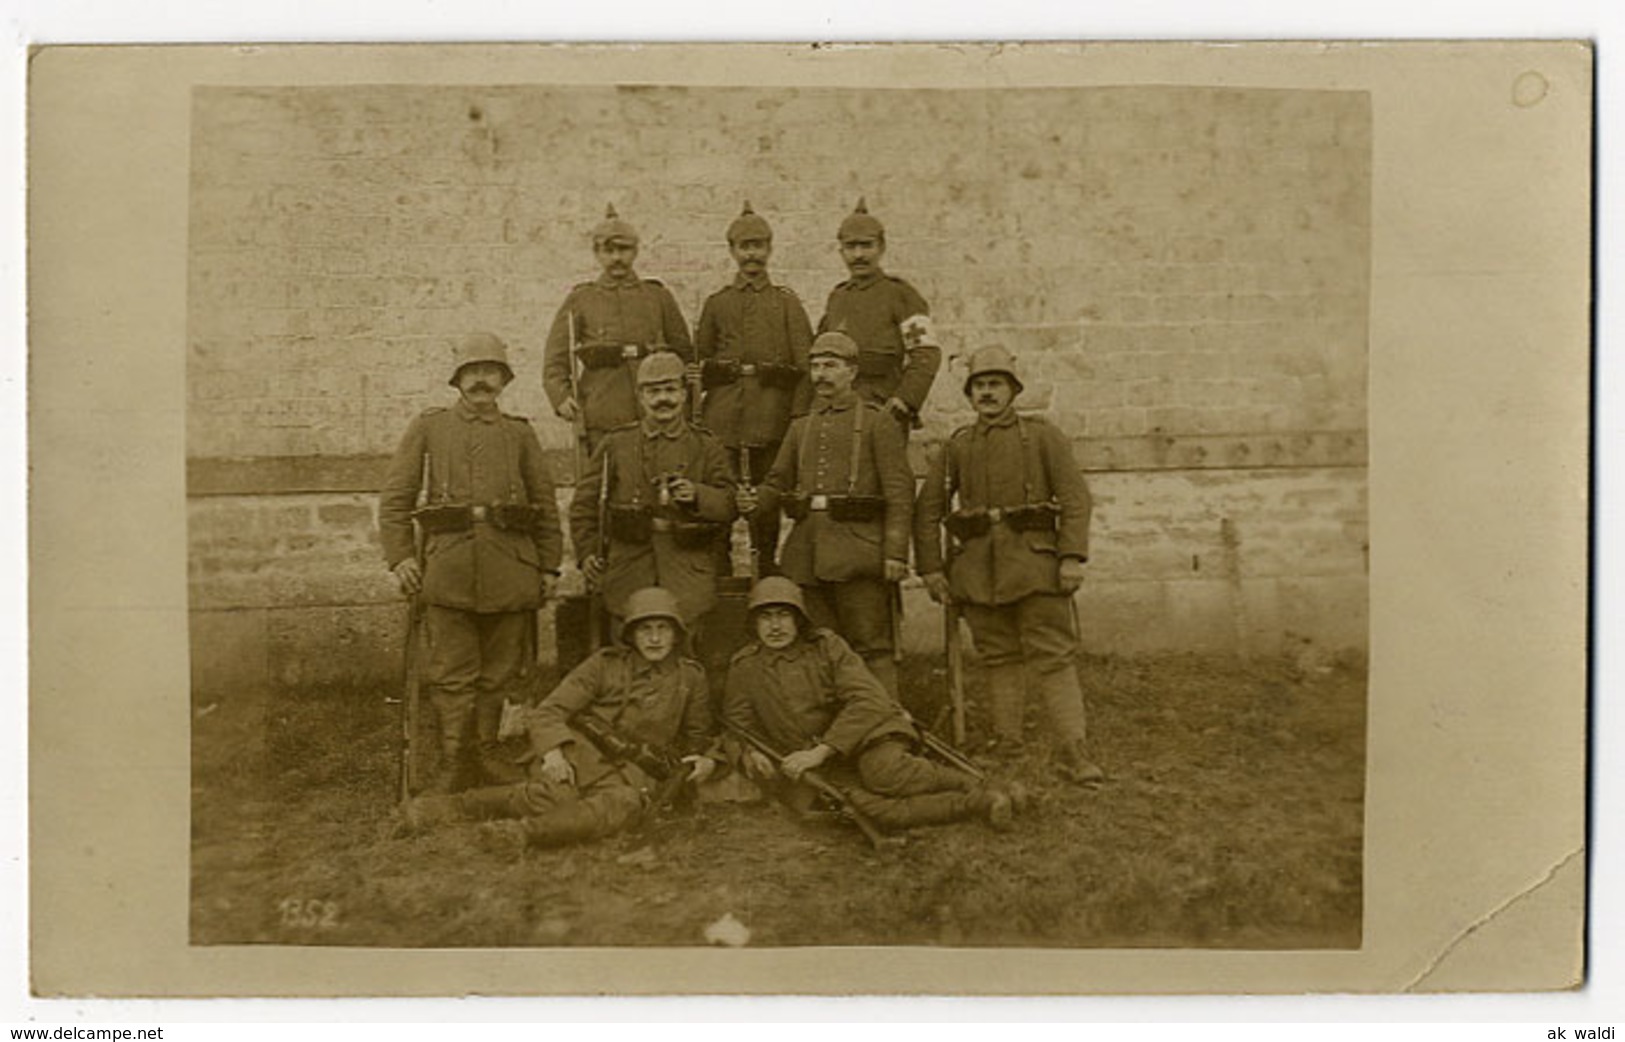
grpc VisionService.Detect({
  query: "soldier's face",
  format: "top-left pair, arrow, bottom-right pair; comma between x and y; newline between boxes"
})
631,618 -> 678,663
754,606 -> 800,650
839,235 -> 885,277
809,355 -> 857,397
638,378 -> 686,423
455,362 -> 510,408
729,237 -> 772,276
595,239 -> 638,278
969,374 -> 1016,418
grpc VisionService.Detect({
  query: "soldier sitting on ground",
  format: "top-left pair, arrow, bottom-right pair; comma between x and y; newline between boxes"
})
722,577 -> 1023,835
397,586 -> 718,848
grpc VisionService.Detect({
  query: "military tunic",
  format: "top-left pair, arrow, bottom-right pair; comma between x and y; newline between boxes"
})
694,273 -> 813,450
723,630 -> 980,832
818,271 -> 939,418
569,418 -> 737,625
378,399 -> 564,765
451,647 -> 714,839
913,407 -> 1094,748
543,272 -> 694,444
756,389 -> 913,690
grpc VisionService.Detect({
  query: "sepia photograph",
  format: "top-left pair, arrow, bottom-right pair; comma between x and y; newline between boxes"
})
27,40 -> 1588,997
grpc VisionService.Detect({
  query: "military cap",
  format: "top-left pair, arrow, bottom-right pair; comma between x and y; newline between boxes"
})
727,200 -> 773,244
837,196 -> 885,242
592,203 -> 639,246
636,350 -> 687,386
620,585 -> 687,642
448,331 -> 514,386
809,330 -> 860,363
961,344 -> 1025,397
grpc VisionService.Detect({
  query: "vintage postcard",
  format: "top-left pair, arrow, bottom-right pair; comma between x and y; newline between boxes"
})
27,41 -> 1589,995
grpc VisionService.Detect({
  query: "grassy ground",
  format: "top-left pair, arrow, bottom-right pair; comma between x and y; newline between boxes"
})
191,651 -> 1364,949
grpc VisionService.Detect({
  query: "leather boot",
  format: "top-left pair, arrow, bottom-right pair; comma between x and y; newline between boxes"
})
1056,739 -> 1106,785
521,801 -> 606,849
968,785 -> 1016,832
423,735 -> 467,796
455,783 -> 529,822
393,793 -> 468,837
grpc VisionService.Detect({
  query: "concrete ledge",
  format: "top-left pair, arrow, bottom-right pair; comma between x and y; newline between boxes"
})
186,430 -> 1368,496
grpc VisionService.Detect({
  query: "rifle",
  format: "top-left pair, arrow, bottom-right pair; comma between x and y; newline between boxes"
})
939,445 -> 968,745
392,451 -> 431,803
571,712 -> 691,812
566,310 -> 588,483
739,445 -> 759,582
722,721 -> 896,851
587,446 -> 611,651
917,725 -> 984,782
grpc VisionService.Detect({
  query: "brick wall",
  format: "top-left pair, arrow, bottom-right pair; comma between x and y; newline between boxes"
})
186,83 -> 1369,699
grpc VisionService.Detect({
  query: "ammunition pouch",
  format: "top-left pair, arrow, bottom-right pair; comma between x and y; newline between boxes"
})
783,494 -> 811,521
755,361 -> 803,390
577,342 -> 644,370
414,504 -> 473,534
827,495 -> 886,523
607,504 -> 654,544
488,503 -> 547,533
944,510 -> 992,541
700,358 -> 742,389
1004,503 -> 1061,533
670,520 -> 726,551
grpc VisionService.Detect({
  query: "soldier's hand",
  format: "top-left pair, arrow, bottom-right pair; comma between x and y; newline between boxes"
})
742,749 -> 776,781
667,477 -> 698,505
781,743 -> 834,781
539,572 -> 560,602
883,558 -> 908,584
556,398 -> 580,423
540,748 -> 575,786
735,487 -> 759,516
1058,557 -> 1088,593
682,754 -> 717,785
392,558 -> 424,597
685,362 -> 704,381
884,396 -> 912,423
582,554 -> 606,588
922,571 -> 953,605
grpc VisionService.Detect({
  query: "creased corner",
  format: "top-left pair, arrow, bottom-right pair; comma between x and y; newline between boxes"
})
1404,845 -> 1585,992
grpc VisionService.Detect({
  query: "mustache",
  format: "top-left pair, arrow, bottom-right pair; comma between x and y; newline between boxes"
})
467,382 -> 499,393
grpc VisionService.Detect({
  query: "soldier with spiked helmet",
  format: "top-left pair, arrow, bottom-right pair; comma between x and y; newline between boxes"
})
543,204 -> 693,456
817,197 -> 940,434
397,586 -> 718,848
692,202 -> 814,575
379,332 -> 564,795
913,344 -> 1105,784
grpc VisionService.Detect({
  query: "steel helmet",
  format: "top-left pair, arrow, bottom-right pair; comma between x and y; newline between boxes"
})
961,344 -> 1025,397
746,576 -> 811,629
619,586 -> 686,644
448,332 -> 514,387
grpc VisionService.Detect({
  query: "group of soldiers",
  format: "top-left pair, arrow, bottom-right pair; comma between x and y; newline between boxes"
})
378,199 -> 1103,851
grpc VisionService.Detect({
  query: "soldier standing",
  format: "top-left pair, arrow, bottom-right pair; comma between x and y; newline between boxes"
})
571,352 -> 737,638
692,202 -> 813,575
543,204 -> 693,456
913,346 -> 1105,784
398,586 -> 718,848
379,333 -> 563,794
741,330 -> 912,698
818,197 -> 941,434
723,578 -> 1019,833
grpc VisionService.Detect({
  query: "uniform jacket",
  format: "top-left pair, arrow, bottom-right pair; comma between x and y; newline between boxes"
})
543,272 -> 694,434
379,400 -> 563,613
913,409 -> 1092,606
758,389 -> 913,584
569,418 -> 737,621
526,646 -> 712,791
818,271 -> 939,414
722,629 -> 914,759
693,272 -> 813,449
